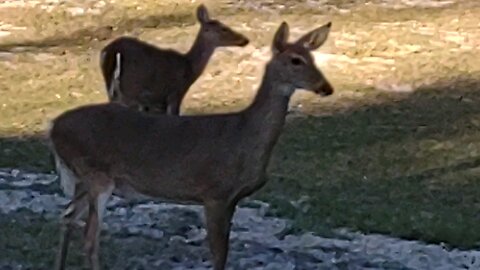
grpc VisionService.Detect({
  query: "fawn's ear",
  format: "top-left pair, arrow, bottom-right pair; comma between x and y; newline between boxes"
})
197,4 -> 210,24
272,22 -> 290,54
294,22 -> 332,50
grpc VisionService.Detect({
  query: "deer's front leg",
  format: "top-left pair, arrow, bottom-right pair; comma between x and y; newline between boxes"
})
166,92 -> 183,115
84,202 -> 100,270
204,201 -> 236,270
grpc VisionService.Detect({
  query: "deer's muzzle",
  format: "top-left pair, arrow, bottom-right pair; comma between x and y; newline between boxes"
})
315,81 -> 334,96
237,37 -> 249,47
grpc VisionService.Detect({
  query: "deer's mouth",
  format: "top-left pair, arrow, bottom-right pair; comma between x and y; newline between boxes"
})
237,38 -> 249,47
315,82 -> 334,96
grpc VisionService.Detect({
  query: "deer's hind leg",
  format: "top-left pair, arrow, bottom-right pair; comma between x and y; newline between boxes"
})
55,182 -> 89,270
84,177 -> 114,270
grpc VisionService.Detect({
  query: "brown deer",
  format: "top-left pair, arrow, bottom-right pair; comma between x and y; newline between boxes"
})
50,21 -> 333,270
100,4 -> 249,115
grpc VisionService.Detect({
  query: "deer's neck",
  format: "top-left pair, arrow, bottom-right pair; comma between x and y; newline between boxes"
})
186,30 -> 215,82
245,66 -> 293,161
247,65 -> 293,122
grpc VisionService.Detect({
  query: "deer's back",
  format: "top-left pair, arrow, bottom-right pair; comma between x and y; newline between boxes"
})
103,37 -> 192,103
50,103 -> 266,202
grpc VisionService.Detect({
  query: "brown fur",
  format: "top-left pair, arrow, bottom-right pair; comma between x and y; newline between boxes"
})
100,5 -> 249,115
52,21 -> 333,270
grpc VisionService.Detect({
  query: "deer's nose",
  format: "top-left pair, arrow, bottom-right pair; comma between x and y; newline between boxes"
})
238,37 -> 249,46
315,81 -> 334,96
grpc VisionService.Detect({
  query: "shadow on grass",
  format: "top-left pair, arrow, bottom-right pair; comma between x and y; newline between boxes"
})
0,210 -> 61,268
0,134 -> 51,172
262,75 -> 480,248
0,12 -> 194,52
2,76 -> 480,247
294,77 -> 479,153
0,210 -> 172,269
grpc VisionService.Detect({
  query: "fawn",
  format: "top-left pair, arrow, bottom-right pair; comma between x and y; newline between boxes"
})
51,21 -> 333,270
100,4 -> 249,114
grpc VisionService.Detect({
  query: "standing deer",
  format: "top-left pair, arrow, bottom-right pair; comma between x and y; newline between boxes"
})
51,21 -> 333,270
100,4 -> 249,114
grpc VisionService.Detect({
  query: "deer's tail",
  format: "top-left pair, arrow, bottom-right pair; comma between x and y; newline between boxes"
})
100,48 -> 122,100
47,121 -> 79,198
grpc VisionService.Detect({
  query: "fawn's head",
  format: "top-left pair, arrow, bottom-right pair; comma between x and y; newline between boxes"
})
269,22 -> 333,97
196,5 -> 249,47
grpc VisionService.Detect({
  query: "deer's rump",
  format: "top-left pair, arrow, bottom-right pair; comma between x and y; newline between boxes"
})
101,37 -> 192,103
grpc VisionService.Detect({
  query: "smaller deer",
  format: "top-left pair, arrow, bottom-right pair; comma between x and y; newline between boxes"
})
100,4 -> 249,114
50,21 -> 333,270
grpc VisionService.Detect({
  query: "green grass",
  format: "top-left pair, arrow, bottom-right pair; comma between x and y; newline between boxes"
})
0,211 -> 65,268
0,136 -> 51,172
0,210 -> 178,269
1,0 -> 480,251
260,78 -> 480,248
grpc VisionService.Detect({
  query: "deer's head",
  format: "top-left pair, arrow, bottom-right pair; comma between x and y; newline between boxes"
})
197,5 -> 249,47
269,22 -> 333,97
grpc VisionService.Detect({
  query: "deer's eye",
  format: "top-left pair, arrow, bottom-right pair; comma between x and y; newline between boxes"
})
291,57 -> 303,66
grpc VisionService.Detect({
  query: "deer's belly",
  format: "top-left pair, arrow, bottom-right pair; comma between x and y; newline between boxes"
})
112,175 -> 204,205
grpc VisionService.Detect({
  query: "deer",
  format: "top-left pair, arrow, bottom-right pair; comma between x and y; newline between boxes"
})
50,21 -> 333,270
100,4 -> 249,115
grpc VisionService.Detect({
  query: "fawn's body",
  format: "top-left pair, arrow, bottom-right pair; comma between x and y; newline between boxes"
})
100,5 -> 249,114
51,21 -> 333,270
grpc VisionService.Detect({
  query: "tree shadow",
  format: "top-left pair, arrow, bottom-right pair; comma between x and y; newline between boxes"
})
1,75 -> 480,247
1,75 -> 480,172
287,75 -> 480,154
263,75 -> 480,248
0,133 -> 51,172
0,12 -> 193,53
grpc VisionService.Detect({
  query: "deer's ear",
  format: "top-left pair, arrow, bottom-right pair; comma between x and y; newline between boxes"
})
197,4 -> 210,23
272,22 -> 289,54
295,22 -> 332,50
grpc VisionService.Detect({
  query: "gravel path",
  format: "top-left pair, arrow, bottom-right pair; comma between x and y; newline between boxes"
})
0,169 -> 479,270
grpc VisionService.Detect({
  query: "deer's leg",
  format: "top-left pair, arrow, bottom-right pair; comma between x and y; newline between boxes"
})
204,201 -> 236,270
151,102 -> 168,114
84,183 -> 113,270
166,93 -> 182,115
55,185 -> 88,270
166,103 -> 180,115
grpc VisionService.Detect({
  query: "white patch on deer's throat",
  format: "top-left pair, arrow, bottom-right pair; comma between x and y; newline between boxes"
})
278,84 -> 295,96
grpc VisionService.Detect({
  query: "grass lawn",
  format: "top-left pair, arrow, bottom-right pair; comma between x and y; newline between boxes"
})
1,0 -> 480,251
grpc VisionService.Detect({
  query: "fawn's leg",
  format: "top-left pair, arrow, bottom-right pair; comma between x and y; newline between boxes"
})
166,93 -> 183,115
84,183 -> 113,270
55,185 -> 88,270
150,102 -> 168,114
204,201 -> 236,270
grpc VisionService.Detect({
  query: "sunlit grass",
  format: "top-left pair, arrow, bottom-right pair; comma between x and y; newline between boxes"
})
1,0 -> 480,256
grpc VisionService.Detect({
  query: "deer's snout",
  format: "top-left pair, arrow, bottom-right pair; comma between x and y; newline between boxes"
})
315,81 -> 334,96
237,36 -> 249,47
